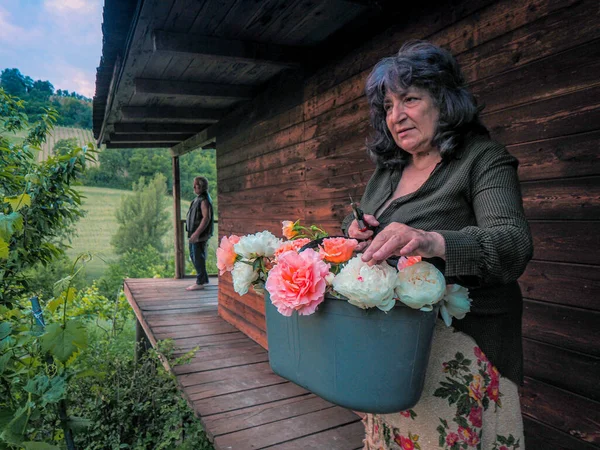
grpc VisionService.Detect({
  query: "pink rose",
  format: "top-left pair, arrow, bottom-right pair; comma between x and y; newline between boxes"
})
468,406 -> 482,428
318,237 -> 358,263
265,249 -> 330,316
446,432 -> 459,446
458,426 -> 480,447
487,379 -> 500,403
274,238 -> 311,259
216,235 -> 240,275
393,434 -> 415,450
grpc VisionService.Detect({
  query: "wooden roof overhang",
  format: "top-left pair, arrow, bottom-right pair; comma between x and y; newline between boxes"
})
93,0 -> 403,156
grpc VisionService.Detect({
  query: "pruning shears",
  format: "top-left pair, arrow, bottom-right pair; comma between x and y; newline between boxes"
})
349,195 -> 373,233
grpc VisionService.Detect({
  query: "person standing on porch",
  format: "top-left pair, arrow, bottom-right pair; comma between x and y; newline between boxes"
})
185,176 -> 214,291
344,41 -> 533,449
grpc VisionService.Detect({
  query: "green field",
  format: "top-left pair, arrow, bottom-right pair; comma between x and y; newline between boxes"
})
66,186 -> 133,280
66,186 -> 217,281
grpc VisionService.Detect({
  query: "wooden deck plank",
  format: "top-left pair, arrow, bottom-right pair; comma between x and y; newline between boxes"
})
203,394 -> 333,437
124,277 -> 364,449
194,382 -> 309,417
267,421 -> 366,450
214,406 -> 361,449
174,352 -> 269,375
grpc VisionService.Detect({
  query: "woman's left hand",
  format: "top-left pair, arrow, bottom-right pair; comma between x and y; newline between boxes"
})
360,222 -> 446,265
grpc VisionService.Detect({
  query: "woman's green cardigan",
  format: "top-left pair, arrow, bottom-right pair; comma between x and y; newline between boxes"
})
342,134 -> 533,384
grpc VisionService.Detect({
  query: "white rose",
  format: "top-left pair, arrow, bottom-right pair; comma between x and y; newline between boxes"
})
332,256 -> 397,312
234,231 -> 282,259
231,261 -> 259,296
440,284 -> 471,326
395,261 -> 446,311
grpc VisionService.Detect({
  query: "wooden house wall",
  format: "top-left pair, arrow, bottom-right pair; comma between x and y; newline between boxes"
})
215,0 -> 599,447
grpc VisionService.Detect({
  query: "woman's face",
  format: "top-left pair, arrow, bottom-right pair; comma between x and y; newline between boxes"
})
384,86 -> 439,155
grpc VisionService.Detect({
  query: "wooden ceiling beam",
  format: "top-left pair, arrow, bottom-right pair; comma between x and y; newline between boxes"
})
153,30 -> 306,68
170,126 -> 217,157
108,133 -> 194,143
120,106 -> 223,123
113,123 -> 206,134
134,78 -> 256,100
105,142 -> 174,149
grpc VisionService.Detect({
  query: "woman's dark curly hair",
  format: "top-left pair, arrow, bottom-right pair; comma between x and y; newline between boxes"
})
365,40 -> 488,167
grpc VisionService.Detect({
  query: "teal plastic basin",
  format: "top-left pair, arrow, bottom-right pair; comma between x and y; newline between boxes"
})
265,293 -> 438,414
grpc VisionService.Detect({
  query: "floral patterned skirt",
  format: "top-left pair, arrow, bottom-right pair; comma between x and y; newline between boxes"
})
363,322 -> 524,450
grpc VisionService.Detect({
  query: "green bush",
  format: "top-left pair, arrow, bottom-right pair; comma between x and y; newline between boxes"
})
69,333 -> 212,450
23,254 -> 87,301
97,246 -> 175,299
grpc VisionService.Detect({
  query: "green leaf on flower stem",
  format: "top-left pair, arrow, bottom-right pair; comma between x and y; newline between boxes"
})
0,212 -> 23,241
4,193 -> 31,212
0,322 -> 11,340
40,320 -> 87,364
21,442 -> 60,450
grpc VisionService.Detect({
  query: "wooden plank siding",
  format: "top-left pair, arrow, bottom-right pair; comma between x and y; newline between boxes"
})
215,0 -> 600,448
123,278 -> 364,449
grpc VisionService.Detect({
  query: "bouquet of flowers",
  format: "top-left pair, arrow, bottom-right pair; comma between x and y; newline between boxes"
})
217,220 -> 471,326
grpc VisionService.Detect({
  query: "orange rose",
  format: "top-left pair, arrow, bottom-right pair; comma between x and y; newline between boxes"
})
281,220 -> 298,239
318,237 -> 358,264
274,238 -> 311,259
397,256 -> 422,270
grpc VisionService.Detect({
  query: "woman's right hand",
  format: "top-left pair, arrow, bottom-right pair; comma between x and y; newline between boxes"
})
348,214 -> 379,250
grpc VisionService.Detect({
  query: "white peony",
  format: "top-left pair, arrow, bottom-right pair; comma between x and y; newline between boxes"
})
231,261 -> 259,296
234,231 -> 282,259
440,284 -> 471,326
332,255 -> 397,312
395,261 -> 446,311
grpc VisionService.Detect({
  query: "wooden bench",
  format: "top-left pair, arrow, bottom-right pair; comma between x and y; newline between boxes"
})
124,278 -> 365,450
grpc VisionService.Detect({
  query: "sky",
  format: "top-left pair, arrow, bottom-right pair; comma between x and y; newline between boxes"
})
0,0 -> 103,98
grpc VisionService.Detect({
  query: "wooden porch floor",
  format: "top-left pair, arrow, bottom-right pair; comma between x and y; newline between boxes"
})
124,278 -> 364,450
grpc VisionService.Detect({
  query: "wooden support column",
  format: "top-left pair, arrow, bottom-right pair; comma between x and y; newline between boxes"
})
172,155 -> 185,279
134,318 -> 150,364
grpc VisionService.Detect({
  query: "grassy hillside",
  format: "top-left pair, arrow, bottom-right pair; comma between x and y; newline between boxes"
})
41,126 -> 95,161
67,186 -> 217,281
66,186 -> 132,280
3,126 -> 96,164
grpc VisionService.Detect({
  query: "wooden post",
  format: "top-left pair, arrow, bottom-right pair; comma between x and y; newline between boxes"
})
135,318 -> 150,364
172,155 -> 185,279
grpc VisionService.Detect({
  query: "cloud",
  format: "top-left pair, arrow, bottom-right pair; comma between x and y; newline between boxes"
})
0,6 -> 27,42
48,59 -> 96,98
44,0 -> 96,15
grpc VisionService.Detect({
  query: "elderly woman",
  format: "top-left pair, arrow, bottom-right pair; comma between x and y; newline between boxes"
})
343,41 -> 533,449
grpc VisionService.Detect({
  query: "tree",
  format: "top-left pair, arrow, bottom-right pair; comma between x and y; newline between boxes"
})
0,87 -> 91,448
0,68 -> 30,97
111,173 -> 170,254
0,88 -> 90,302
